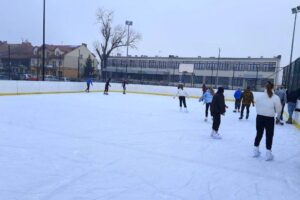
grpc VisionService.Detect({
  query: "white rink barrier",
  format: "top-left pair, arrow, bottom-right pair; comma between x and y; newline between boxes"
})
0,80 -> 299,126
0,80 -> 265,101
295,100 -> 300,125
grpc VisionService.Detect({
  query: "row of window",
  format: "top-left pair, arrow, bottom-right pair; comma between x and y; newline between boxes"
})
105,71 -> 273,87
107,59 -> 277,72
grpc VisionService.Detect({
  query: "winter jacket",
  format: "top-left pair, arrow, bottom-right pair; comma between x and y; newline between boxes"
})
234,89 -> 242,100
86,79 -> 93,85
286,89 -> 300,103
202,90 -> 213,104
210,90 -> 226,115
274,89 -> 286,104
175,89 -> 189,97
241,89 -> 254,105
256,91 -> 282,118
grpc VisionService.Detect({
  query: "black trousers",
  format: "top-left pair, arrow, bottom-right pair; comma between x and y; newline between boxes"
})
279,103 -> 285,120
235,99 -> 241,110
104,86 -> 109,93
254,115 -> 275,150
240,104 -> 250,117
179,96 -> 187,108
86,83 -> 90,92
205,103 -> 211,117
212,113 -> 221,132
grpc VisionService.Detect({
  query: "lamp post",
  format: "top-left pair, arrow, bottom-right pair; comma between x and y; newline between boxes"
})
77,50 -> 82,81
42,0 -> 46,81
215,48 -> 221,88
125,20 -> 133,78
8,44 -> 11,80
288,6 -> 300,89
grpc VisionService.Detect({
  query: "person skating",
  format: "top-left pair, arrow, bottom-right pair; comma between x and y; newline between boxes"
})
122,79 -> 128,94
199,87 -> 214,121
104,78 -> 111,95
233,88 -> 242,112
286,88 -> 300,124
210,87 -> 227,139
253,82 -> 282,161
274,86 -> 287,125
174,84 -> 189,112
239,86 -> 254,120
85,78 -> 93,93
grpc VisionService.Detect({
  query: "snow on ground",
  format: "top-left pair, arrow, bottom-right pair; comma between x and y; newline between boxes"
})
0,92 -> 299,200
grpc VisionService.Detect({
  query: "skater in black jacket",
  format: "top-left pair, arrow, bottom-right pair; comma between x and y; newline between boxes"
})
210,87 -> 227,139
122,79 -> 128,94
104,78 -> 111,95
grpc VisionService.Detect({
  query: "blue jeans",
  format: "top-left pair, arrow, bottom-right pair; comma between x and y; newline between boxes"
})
288,102 -> 297,118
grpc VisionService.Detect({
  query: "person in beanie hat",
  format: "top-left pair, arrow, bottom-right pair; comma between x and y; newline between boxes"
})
210,87 -> 227,139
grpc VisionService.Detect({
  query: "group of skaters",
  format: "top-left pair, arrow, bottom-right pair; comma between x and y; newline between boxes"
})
84,77 -> 128,95
174,82 -> 300,161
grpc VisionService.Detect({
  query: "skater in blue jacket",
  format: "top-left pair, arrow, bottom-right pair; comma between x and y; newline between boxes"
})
85,78 -> 93,93
233,88 -> 242,112
200,87 -> 215,121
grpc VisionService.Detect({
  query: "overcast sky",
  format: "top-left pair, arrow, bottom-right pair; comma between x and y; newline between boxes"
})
0,0 -> 299,66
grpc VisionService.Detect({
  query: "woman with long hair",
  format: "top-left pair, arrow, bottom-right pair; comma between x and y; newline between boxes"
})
253,82 -> 282,161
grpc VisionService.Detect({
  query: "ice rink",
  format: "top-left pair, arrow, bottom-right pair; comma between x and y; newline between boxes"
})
0,92 -> 300,200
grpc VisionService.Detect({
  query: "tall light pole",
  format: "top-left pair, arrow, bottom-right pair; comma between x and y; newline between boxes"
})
42,0 -> 46,81
288,6 -> 300,89
215,48 -> 221,88
77,50 -> 82,81
125,20 -> 133,78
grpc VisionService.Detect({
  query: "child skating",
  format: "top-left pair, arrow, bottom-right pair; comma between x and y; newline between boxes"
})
104,78 -> 111,95
122,79 -> 128,94
174,83 -> 189,112
239,86 -> 254,120
199,87 -> 214,121
233,88 -> 242,112
85,78 -> 93,93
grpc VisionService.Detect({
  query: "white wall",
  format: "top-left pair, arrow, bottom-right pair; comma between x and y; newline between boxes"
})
2,80 -> 299,123
0,80 -> 265,101
295,100 -> 300,124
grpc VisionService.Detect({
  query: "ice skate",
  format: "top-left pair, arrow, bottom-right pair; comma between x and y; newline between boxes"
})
210,130 -> 215,137
239,116 -> 243,120
253,146 -> 260,157
211,131 -> 222,139
246,114 -> 249,120
184,108 -> 188,113
233,110 -> 237,113
276,118 -> 284,126
204,117 -> 208,122
265,150 -> 274,161
286,117 -> 292,124
179,107 -> 182,112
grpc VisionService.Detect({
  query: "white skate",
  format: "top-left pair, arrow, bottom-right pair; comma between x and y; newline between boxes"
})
265,150 -> 274,161
253,146 -> 261,157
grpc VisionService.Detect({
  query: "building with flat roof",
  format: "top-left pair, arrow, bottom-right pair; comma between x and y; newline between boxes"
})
103,55 -> 281,91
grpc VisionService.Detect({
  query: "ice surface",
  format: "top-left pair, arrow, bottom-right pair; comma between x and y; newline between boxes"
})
0,93 -> 299,200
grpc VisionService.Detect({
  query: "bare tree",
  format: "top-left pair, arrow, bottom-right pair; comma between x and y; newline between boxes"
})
94,8 -> 141,80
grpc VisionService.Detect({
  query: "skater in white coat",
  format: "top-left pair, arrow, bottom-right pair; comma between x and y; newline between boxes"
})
253,81 -> 282,161
174,84 -> 189,112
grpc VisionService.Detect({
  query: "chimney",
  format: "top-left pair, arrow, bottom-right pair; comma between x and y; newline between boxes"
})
82,43 -> 87,47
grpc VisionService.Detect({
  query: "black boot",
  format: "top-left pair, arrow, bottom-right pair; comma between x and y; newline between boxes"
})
286,117 -> 293,124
